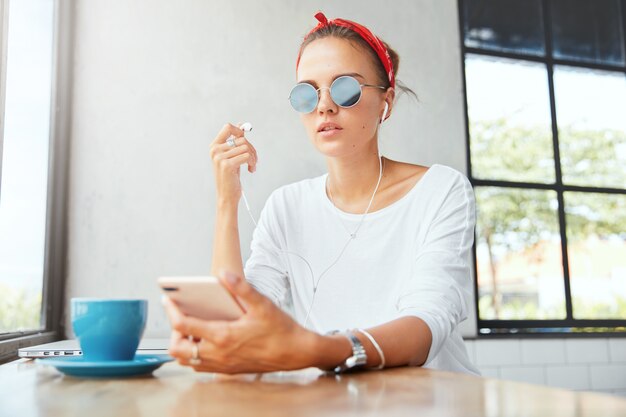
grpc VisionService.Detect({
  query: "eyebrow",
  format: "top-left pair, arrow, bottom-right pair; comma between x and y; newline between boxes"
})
297,72 -> 365,86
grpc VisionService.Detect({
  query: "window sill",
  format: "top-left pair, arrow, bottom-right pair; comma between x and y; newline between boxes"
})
463,331 -> 626,341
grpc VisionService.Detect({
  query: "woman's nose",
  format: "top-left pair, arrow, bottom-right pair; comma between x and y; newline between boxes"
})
317,87 -> 337,114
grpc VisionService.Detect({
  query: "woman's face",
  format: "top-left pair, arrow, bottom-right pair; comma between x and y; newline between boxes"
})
296,37 -> 390,158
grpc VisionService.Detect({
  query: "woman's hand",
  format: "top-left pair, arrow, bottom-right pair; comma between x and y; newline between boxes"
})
163,271 -> 320,374
209,123 -> 258,203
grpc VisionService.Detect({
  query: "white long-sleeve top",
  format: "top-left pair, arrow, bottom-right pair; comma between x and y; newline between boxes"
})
243,164 -> 480,375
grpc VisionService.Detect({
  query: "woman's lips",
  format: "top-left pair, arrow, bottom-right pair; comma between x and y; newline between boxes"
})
318,128 -> 343,138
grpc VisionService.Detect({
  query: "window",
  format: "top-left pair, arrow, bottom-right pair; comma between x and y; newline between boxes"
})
459,0 -> 626,334
0,0 -> 70,362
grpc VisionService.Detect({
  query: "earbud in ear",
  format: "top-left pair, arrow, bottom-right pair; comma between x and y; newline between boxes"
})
381,102 -> 389,124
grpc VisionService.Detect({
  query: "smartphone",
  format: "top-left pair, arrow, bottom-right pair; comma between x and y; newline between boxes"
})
158,276 -> 245,321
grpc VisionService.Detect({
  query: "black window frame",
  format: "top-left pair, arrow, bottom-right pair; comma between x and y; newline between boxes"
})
0,0 -> 72,363
458,0 -> 626,336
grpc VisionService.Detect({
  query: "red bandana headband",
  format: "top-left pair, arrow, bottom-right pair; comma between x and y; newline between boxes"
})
296,12 -> 396,89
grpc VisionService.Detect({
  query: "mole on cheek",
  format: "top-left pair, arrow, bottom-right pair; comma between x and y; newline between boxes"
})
362,125 -> 365,129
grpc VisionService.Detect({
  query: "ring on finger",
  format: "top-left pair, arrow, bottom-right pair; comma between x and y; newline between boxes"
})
189,340 -> 201,366
226,136 -> 237,148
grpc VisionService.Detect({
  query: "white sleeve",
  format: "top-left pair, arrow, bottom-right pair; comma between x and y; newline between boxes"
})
395,173 -> 476,366
243,191 -> 289,307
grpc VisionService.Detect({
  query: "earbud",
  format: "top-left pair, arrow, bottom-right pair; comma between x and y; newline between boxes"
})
239,122 -> 253,132
381,102 -> 389,124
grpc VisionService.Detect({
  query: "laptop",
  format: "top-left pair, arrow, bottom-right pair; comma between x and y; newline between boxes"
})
18,338 -> 170,359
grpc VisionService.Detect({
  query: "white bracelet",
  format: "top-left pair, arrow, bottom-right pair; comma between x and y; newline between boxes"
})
355,328 -> 385,370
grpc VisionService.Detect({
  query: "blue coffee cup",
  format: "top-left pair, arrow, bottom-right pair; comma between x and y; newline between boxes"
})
71,298 -> 147,361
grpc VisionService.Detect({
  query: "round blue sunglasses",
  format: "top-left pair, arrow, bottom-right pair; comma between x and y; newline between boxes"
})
289,75 -> 387,113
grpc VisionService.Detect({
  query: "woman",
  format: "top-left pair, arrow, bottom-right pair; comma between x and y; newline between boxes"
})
163,12 -> 479,375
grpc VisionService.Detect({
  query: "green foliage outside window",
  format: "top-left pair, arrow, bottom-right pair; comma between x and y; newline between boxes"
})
0,284 -> 41,333
472,118 -> 626,321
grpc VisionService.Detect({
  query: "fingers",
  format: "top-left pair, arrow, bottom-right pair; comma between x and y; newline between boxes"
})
168,325 -> 237,369
210,124 -> 258,173
163,295 -> 227,337
169,335 -> 202,367
212,123 -> 244,147
220,137 -> 258,164
221,143 -> 257,173
162,295 -> 184,324
214,153 -> 251,174
219,270 -> 268,312
170,315 -> 204,339
171,335 -> 264,375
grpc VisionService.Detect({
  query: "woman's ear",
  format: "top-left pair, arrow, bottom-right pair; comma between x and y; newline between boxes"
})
381,88 -> 395,123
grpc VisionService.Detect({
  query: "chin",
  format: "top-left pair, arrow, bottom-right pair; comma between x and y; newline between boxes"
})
310,137 -> 356,158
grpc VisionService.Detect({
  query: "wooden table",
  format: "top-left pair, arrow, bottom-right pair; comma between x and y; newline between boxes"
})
1,359 -> 626,416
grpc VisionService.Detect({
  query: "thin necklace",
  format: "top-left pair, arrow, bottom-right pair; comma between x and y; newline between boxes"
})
325,157 -> 385,239
301,157 -> 385,328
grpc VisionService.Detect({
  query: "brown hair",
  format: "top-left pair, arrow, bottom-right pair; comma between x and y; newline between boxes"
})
299,24 -> 418,100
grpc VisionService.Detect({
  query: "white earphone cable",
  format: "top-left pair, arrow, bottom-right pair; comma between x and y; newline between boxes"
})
236,107 -> 387,329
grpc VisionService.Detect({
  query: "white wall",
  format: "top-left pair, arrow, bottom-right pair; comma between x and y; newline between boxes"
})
65,0 -> 470,335
467,338 -> 626,397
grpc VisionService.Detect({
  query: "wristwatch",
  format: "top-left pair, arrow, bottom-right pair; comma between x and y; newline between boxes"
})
327,330 -> 367,373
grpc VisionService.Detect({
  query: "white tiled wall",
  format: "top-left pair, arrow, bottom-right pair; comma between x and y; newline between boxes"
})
465,338 -> 626,397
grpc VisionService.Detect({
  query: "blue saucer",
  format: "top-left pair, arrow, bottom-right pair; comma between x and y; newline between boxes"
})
36,354 -> 173,378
